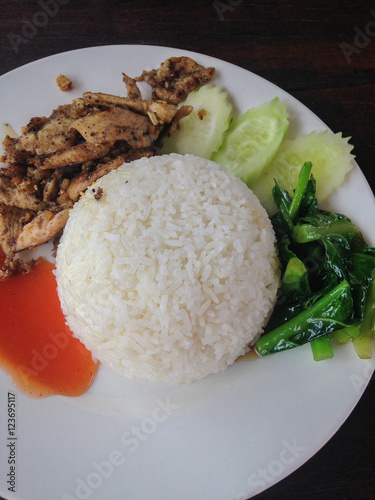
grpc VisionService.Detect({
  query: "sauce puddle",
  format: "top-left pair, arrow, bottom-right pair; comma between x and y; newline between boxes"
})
0,253 -> 98,398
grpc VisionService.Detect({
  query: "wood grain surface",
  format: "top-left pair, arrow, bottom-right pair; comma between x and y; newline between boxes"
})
0,1 -> 374,499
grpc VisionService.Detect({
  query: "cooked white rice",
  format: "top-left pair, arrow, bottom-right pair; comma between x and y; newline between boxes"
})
55,154 -> 279,383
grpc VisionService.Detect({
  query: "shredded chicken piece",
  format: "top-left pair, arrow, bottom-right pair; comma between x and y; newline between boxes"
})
0,177 -> 47,211
43,170 -> 62,203
0,203 -> 30,254
1,135 -> 31,177
15,208 -> 70,252
122,73 -> 142,100
72,107 -> 162,148
66,156 -> 125,202
137,56 -> 215,104
35,143 -> 111,170
82,92 -> 179,125
20,110 -> 78,156
160,105 -> 194,139
67,149 -> 154,202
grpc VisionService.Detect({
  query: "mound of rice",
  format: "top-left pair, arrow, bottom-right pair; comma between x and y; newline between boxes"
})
55,154 -> 279,383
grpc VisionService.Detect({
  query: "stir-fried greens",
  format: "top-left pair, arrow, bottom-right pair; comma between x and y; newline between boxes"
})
256,162 -> 375,360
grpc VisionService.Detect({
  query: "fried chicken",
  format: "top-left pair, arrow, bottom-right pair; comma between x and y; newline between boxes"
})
0,56 -> 214,277
136,56 -> 215,104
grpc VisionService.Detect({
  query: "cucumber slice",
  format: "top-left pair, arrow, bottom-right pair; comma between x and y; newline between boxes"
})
160,84 -> 232,159
211,97 -> 289,185
249,130 -> 355,215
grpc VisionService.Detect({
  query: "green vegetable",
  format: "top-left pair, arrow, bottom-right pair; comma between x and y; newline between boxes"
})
332,325 -> 360,344
211,97 -> 289,184
256,280 -> 353,355
353,274 -> 375,358
310,336 -> 334,361
256,162 -> 375,360
288,161 -> 313,222
292,211 -> 363,297
281,257 -> 312,302
160,84 -> 233,159
249,131 -> 355,215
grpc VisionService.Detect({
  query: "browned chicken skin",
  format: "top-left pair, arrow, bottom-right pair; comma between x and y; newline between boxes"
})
35,143 -> 111,170
15,208 -> 70,252
0,177 -> 47,211
122,73 -> 142,100
66,156 -> 125,202
66,149 -> 154,202
0,56 -> 213,277
137,56 -> 215,104
72,107 -> 162,148
0,203 -> 30,254
20,110 -> 78,156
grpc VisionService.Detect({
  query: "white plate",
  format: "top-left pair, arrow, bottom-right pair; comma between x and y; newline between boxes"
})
0,45 -> 374,500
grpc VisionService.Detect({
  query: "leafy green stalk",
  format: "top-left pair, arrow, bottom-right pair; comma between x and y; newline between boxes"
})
292,215 -> 361,244
348,252 -> 375,319
288,161 -> 312,221
353,274 -> 375,358
281,256 -> 311,302
310,336 -> 334,361
353,332 -> 373,359
256,280 -> 352,356
271,162 -> 315,240
332,324 -> 360,344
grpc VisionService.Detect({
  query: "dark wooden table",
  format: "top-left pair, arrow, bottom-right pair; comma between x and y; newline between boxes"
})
0,1 -> 374,499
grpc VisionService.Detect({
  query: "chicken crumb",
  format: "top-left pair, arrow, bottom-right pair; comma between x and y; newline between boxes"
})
56,74 -> 73,92
198,109 -> 207,120
94,187 -> 103,201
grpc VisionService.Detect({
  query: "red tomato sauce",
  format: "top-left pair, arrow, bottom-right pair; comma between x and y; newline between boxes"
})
0,252 -> 98,398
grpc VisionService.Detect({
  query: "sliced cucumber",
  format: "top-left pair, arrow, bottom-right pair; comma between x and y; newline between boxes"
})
250,130 -> 355,215
160,84 -> 233,159
211,97 -> 289,185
